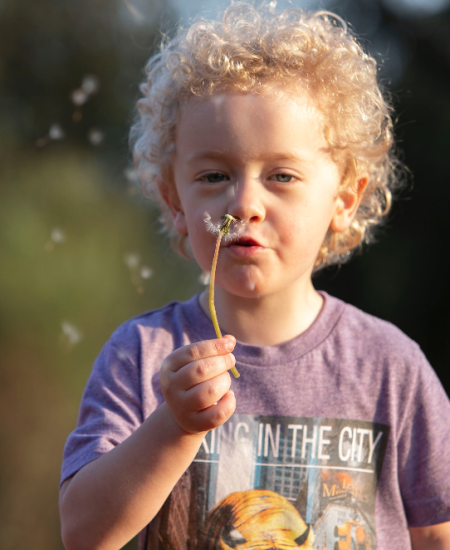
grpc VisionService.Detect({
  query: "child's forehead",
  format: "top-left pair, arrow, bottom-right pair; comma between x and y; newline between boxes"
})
174,89 -> 334,169
179,85 -> 322,124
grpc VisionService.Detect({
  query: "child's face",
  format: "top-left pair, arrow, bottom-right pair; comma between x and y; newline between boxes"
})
163,89 -> 359,299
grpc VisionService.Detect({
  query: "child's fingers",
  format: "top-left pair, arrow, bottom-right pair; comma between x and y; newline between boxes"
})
182,371 -> 232,412
191,390 -> 236,433
160,336 -> 238,434
165,374 -> 235,434
174,389 -> 236,434
174,352 -> 236,389
161,336 -> 236,374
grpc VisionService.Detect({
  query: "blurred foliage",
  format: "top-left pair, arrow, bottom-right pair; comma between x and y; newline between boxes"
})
0,144 -> 202,549
1,0 -> 450,549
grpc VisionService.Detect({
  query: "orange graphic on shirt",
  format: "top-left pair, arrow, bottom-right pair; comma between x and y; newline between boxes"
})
198,489 -> 314,550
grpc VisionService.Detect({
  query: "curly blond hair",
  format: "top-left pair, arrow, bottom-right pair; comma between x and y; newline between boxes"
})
130,1 -> 400,270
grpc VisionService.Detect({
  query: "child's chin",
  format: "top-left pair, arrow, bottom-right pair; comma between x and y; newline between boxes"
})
217,265 -> 264,297
228,279 -> 261,298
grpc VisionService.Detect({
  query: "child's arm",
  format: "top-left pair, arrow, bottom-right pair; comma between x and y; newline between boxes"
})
59,336 -> 237,550
410,522 -> 450,550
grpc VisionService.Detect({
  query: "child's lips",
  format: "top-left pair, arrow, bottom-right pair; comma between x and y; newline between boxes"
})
225,237 -> 266,257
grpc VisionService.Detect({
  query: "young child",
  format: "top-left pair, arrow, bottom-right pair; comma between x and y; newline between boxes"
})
59,3 -> 450,550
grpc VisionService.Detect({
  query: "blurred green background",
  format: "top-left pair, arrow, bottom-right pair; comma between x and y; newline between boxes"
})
1,0 -> 449,548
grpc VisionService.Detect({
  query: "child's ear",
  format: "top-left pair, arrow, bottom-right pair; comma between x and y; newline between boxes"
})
157,177 -> 188,235
330,175 -> 368,233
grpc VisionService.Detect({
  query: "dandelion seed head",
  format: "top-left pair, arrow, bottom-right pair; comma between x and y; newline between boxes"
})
225,219 -> 246,241
204,212 -> 221,236
204,212 -> 246,241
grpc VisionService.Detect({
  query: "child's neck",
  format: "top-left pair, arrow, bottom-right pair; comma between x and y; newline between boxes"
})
199,280 -> 323,347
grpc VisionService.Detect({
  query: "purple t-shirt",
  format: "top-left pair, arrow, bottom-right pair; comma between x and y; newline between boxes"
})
61,292 -> 450,550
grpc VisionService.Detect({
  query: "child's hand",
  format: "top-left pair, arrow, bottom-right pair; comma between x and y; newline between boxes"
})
160,336 -> 237,435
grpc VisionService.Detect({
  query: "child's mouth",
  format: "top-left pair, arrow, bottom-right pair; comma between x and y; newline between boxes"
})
226,237 -> 264,256
235,238 -> 258,246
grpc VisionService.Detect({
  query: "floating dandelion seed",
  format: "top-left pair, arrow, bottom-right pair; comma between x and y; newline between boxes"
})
45,227 -> 66,251
124,0 -> 146,23
49,123 -> 64,140
117,348 -> 128,361
36,124 -> 64,147
81,74 -> 100,95
88,128 -> 104,146
124,253 -> 152,293
124,167 -> 139,196
140,266 -> 153,279
204,212 -> 242,378
247,279 -> 256,291
71,75 -> 99,108
124,252 -> 140,269
199,271 -> 210,285
124,167 -> 138,183
61,321 -> 82,345
71,88 -> 88,106
51,227 -> 65,243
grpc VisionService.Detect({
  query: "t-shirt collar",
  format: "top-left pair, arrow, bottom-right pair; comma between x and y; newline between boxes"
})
180,291 -> 346,367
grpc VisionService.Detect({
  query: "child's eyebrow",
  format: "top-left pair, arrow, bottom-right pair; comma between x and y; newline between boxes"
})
186,151 -> 323,164
265,149 -> 334,161
186,151 -> 228,164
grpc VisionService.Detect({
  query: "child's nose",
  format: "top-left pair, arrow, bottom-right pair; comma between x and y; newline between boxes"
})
225,177 -> 265,223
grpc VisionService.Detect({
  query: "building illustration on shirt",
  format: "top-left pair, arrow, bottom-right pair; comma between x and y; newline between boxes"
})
145,414 -> 389,550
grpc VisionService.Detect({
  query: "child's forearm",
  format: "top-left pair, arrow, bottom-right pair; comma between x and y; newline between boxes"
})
59,402 -> 205,550
410,523 -> 450,550
60,336 -> 236,550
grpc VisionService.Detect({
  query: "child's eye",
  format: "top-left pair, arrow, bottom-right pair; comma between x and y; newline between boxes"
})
270,173 -> 295,183
200,172 -> 228,183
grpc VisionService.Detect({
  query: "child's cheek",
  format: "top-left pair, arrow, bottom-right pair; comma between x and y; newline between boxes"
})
189,226 -> 215,273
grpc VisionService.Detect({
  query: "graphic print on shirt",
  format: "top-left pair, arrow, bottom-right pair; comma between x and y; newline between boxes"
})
147,415 -> 389,550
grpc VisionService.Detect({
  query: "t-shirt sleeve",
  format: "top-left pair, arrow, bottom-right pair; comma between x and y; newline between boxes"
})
397,348 -> 450,526
60,336 -> 143,486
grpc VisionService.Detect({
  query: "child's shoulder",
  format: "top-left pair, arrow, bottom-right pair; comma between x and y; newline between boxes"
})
329,292 -> 427,371
104,295 -> 204,359
110,297 -> 193,336
112,299 -> 185,333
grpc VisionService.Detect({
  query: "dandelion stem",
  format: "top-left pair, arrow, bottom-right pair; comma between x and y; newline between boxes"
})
209,223 -> 240,379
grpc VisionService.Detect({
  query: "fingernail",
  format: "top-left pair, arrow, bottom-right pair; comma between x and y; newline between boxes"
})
229,390 -> 235,396
224,336 -> 235,350
225,335 -> 236,349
